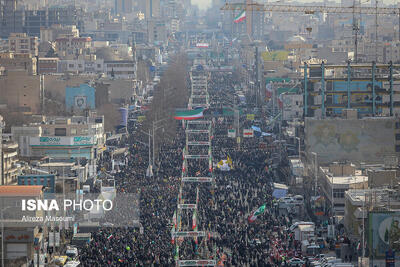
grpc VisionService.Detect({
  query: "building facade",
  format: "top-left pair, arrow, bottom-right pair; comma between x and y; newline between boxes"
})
8,33 -> 38,56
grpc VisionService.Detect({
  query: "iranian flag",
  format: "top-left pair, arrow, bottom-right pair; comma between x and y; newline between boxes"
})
174,108 -> 204,120
173,210 -> 177,229
192,210 -> 197,230
248,204 -> 266,223
234,10 -> 246,23
171,226 -> 175,244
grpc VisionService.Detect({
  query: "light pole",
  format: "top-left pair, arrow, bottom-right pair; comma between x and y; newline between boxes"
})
311,152 -> 318,196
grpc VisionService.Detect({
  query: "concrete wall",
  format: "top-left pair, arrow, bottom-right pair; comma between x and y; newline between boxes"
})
305,117 -> 397,164
0,70 -> 41,113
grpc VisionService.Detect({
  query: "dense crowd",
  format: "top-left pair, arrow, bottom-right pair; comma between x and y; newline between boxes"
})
78,71 -> 303,267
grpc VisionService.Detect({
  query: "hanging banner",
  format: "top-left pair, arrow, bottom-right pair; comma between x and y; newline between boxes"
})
246,114 -> 255,121
243,129 -> 254,138
228,129 -> 236,138
55,231 -> 60,247
49,232 -> 54,247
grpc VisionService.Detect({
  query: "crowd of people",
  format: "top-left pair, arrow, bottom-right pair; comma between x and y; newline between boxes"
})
77,69 -> 305,267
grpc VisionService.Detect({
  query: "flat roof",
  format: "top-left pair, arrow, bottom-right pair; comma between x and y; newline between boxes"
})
0,185 -> 43,196
39,162 -> 75,167
330,175 -> 368,184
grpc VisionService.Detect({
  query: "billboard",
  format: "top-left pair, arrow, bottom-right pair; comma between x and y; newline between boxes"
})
30,136 -> 95,147
332,81 -> 383,114
65,84 -> 95,111
369,212 -> 400,259
18,174 -> 56,193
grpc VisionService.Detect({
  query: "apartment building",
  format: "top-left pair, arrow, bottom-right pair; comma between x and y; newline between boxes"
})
8,33 -> 38,56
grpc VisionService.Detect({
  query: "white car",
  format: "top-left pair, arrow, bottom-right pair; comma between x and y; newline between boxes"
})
289,258 -> 305,266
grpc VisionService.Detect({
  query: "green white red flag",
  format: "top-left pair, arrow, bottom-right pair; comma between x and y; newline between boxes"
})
248,204 -> 266,223
234,10 -> 246,23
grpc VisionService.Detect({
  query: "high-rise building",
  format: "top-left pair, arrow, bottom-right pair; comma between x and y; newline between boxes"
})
114,0 -> 132,15
0,0 -> 24,38
0,116 -> 3,185
145,0 -> 160,19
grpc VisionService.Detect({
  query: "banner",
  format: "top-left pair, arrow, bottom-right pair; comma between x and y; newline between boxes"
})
228,129 -> 236,138
49,232 -> 54,247
243,129 -> 254,138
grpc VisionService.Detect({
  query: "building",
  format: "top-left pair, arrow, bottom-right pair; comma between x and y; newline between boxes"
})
8,33 -> 38,56
305,116 -> 399,164
319,162 -> 368,216
344,188 -> 400,241
0,69 -> 41,113
65,84 -> 96,112
0,185 -> 45,265
0,52 -> 37,75
114,0 -> 133,15
2,141 -> 19,185
104,60 -> 135,79
147,19 -> 167,44
55,36 -> 92,59
11,125 -> 41,158
0,0 -> 23,38
281,92 -> 303,121
38,57 -> 59,74
0,116 -> 3,186
57,58 -> 104,74
145,0 -> 160,19
40,24 -> 79,43
12,115 -> 105,177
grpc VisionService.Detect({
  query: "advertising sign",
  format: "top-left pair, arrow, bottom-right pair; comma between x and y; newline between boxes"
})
30,136 -> 94,147
246,114 -> 255,121
369,212 -> 400,259
55,232 -> 60,247
386,249 -> 395,267
49,232 -> 54,247
4,230 -> 33,243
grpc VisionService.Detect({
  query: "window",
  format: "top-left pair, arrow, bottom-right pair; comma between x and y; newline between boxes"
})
396,122 -> 400,129
333,189 -> 345,199
43,128 -> 51,135
396,133 -> 400,140
55,128 -> 66,136
71,128 -> 77,135
396,145 -> 400,152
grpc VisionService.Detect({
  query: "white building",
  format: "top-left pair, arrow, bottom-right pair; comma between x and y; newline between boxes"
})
281,93 -> 303,121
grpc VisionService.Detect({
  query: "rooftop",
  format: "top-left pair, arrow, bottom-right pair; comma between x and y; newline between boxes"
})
39,162 -> 75,167
0,185 -> 43,197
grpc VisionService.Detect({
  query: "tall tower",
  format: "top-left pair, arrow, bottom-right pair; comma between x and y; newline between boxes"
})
246,0 -> 252,38
145,0 -> 160,19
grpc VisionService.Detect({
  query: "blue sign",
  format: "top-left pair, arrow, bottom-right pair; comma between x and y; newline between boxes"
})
18,174 -> 56,193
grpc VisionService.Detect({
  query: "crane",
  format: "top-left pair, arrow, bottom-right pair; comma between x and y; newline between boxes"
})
221,2 -> 400,62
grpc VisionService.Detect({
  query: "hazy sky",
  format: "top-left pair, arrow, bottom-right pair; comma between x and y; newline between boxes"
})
191,0 -> 212,10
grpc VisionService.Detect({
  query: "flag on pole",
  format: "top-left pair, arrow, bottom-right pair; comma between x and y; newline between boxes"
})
248,204 -> 266,223
171,226 -> 175,244
173,210 -> 177,229
192,210 -> 197,230
234,10 -> 246,23
107,234 -> 113,240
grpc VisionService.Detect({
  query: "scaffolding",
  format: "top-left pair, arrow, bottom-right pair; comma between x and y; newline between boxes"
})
172,62 -> 217,267
302,62 -> 400,117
